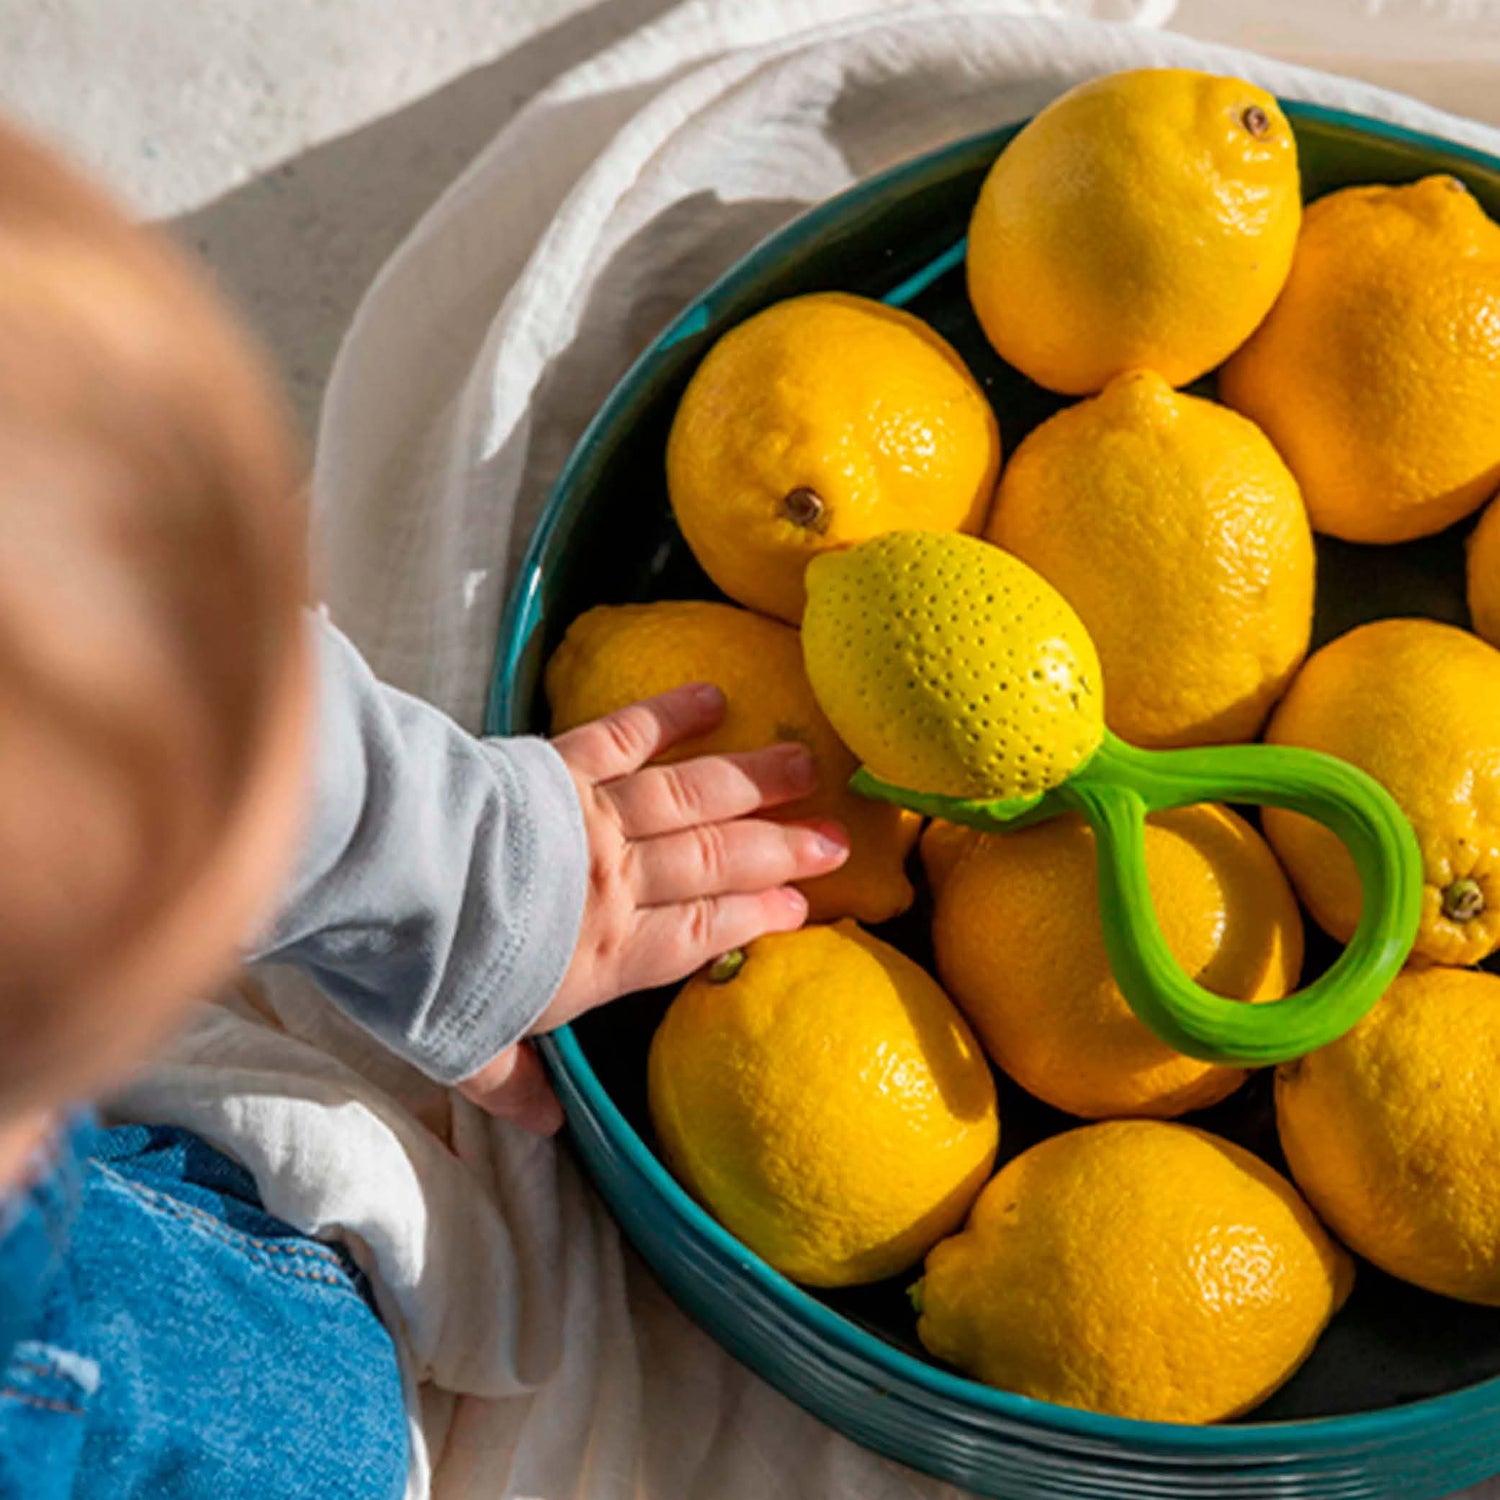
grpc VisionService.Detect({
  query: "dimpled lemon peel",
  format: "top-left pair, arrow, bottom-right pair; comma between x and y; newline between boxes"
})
800,531 -> 1104,805
914,1121 -> 1352,1422
966,69 -> 1301,395
666,293 -> 1000,623
649,921 -> 999,1288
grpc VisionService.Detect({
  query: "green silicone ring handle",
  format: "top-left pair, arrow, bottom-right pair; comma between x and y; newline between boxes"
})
853,731 -> 1424,1066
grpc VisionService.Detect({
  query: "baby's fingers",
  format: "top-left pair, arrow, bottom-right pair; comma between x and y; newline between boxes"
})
632,818 -> 848,905
625,887 -> 810,993
551,683 -> 725,782
605,741 -> 816,837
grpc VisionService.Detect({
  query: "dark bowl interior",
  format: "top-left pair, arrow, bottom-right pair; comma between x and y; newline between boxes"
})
494,105 -> 1500,1426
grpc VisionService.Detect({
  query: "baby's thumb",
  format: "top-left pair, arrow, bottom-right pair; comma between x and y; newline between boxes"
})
457,1041 -> 564,1137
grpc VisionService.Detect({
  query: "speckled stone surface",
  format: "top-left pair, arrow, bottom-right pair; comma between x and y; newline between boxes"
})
6,0 -> 1498,434
4,0 -> 678,431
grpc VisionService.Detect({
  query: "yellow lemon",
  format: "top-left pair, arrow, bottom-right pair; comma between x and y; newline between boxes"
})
545,600 -> 919,924
1221,176 -> 1500,543
924,805 -> 1303,1119
1263,618 -> 1500,965
1278,966 -> 1500,1304
666,292 -> 1000,623
987,370 -> 1314,747
1468,497 -> 1500,648
966,69 -> 1300,394
915,1120 -> 1353,1422
648,921 -> 999,1287
801,531 -> 1103,800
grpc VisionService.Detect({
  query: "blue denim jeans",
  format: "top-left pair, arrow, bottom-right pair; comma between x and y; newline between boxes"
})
0,1118 -> 408,1499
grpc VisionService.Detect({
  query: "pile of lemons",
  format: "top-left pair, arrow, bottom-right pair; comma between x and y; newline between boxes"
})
545,67 -> 1500,1424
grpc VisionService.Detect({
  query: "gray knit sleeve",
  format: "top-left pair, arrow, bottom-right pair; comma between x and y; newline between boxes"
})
247,615 -> 587,1083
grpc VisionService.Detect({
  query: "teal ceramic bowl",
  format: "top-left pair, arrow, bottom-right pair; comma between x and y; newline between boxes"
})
488,103 -> 1500,1498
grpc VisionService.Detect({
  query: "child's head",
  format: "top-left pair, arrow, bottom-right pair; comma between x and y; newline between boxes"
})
0,120 -> 309,1124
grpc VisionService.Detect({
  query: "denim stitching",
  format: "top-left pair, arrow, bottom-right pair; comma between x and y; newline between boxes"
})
276,1266 -> 351,1289
0,1388 -> 81,1416
91,1165 -> 355,1285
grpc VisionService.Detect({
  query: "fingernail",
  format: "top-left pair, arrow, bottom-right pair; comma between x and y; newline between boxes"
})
781,887 -> 810,921
691,683 -> 725,710
805,821 -> 850,863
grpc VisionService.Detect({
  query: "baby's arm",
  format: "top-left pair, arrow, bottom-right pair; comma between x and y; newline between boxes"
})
249,618 -> 585,1086
248,616 -> 847,1125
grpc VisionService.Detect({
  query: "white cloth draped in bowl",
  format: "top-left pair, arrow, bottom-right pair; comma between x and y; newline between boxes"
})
117,4 -> 1500,1497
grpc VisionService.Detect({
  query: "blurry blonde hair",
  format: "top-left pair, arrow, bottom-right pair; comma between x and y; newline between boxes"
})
0,121 -> 307,1110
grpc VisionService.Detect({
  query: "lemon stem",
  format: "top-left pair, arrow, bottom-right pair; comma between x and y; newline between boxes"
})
1442,878 -> 1485,923
1240,105 -> 1270,137
707,949 -> 747,984
782,487 -> 828,533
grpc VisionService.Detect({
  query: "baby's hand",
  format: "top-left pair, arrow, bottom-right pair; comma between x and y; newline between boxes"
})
459,683 -> 849,1134
543,681 -> 850,1023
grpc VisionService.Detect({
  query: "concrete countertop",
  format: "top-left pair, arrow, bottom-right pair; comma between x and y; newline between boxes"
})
5,0 -> 677,433
6,0 -> 1499,435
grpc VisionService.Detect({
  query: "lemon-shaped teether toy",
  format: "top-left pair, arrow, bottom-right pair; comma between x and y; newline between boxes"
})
801,529 -> 1104,801
803,532 -> 1422,1066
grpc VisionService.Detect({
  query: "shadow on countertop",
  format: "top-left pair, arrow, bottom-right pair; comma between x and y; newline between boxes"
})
168,0 -> 680,437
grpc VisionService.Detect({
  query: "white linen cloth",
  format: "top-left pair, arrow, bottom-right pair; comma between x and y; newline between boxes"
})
117,4 -> 1500,1497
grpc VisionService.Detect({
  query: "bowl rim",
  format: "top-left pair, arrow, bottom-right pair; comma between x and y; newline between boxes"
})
488,98 -> 1500,1454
